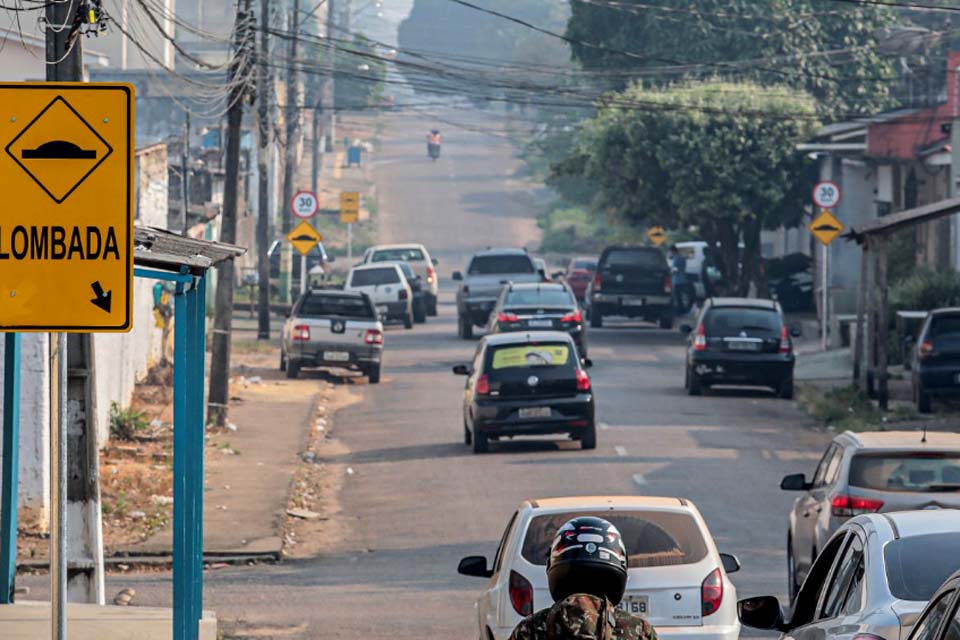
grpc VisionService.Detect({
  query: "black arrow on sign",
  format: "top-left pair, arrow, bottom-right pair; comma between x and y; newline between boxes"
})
90,281 -> 112,313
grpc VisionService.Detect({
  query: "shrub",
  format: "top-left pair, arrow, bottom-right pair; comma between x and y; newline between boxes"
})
890,269 -> 960,312
109,402 -> 149,441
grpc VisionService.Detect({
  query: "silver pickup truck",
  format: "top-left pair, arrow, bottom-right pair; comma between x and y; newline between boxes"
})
452,248 -> 544,339
281,289 -> 384,383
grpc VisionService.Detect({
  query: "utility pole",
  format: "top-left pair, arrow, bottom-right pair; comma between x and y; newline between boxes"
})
181,112 -> 191,235
322,0 -> 336,154
280,0 -> 301,302
209,0 -> 255,427
257,0 -> 273,339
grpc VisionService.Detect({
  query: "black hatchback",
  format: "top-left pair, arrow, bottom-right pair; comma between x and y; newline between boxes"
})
912,308 -> 960,413
684,298 -> 796,398
486,282 -> 587,357
453,331 -> 595,454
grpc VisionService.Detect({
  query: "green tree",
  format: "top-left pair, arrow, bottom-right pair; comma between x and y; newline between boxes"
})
573,81 -> 819,294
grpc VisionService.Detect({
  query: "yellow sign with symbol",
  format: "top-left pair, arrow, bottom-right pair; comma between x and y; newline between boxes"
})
340,191 -> 360,224
809,209 -> 845,246
287,220 -> 323,256
646,226 -> 667,246
0,83 -> 135,332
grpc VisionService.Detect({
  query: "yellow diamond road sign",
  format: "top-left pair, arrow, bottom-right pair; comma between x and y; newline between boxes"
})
809,209 -> 844,246
340,191 -> 360,224
287,220 -> 323,256
646,226 -> 667,246
0,83 -> 135,332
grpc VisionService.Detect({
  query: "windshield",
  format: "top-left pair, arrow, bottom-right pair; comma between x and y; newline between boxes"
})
298,295 -> 373,319
704,308 -> 781,335
521,510 -> 709,568
884,533 -> 960,601
372,248 -> 425,262
929,316 -> 960,338
350,268 -> 400,287
572,259 -> 596,271
468,255 -> 534,275
489,344 -> 571,370
603,249 -> 665,269
504,289 -> 574,308
849,453 -> 960,491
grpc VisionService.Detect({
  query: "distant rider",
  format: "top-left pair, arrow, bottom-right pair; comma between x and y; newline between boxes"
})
427,129 -> 442,159
509,516 -> 658,640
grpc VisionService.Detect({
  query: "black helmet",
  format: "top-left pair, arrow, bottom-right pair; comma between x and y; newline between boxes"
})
547,516 -> 628,605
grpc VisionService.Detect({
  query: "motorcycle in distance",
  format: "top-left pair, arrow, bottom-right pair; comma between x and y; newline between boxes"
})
427,129 -> 441,161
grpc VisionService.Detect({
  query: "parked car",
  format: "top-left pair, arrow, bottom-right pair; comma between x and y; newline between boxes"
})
912,308 -> 960,413
453,249 -> 541,339
738,511 -> 960,640
362,243 -> 439,316
280,289 -> 383,382
683,297 -> 796,399
585,246 -> 673,329
382,261 -> 427,323
904,570 -> 960,640
345,263 -> 414,329
268,240 -> 330,290
780,430 -> 960,600
562,256 -> 598,302
453,331 -> 595,453
458,496 -> 741,640
486,282 -> 587,357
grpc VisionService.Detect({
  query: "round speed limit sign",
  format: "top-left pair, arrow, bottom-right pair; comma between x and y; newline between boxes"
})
291,190 -> 319,219
812,181 -> 841,209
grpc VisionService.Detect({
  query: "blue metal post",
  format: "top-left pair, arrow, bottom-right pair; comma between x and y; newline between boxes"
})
184,276 -> 205,636
172,281 -> 191,640
0,333 -> 21,603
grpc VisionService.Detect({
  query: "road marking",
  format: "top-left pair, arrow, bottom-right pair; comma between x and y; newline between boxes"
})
761,449 -> 772,460
632,473 -> 647,486
599,422 -> 610,430
615,446 -> 627,457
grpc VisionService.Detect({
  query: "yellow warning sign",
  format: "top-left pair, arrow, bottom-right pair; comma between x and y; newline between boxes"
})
646,226 -> 667,246
809,209 -> 845,246
0,83 -> 135,332
340,191 -> 360,224
287,220 -> 323,256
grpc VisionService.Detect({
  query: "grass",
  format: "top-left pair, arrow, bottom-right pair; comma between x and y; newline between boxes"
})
796,383 -> 922,432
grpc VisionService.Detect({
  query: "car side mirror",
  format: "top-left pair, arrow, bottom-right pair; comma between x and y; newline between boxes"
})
327,255 -> 336,263
452,271 -> 463,281
432,257 -> 439,266
679,324 -> 693,335
720,553 -> 741,574
780,473 -> 811,491
738,596 -> 786,631
457,555 -> 493,578
552,271 -> 565,279
452,364 -> 471,376
789,322 -> 802,338
582,358 -> 593,369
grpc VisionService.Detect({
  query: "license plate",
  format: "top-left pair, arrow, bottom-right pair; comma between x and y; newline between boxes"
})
324,351 -> 350,362
624,297 -> 645,306
528,319 -> 553,328
617,595 -> 649,617
727,340 -> 760,351
519,406 -> 551,419
377,305 -> 389,314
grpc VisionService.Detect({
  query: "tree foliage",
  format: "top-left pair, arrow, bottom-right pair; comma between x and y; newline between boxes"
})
569,81 -> 819,294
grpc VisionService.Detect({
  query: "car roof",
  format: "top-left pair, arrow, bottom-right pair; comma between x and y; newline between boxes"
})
305,289 -> 363,298
350,263 -> 401,272
370,243 -> 427,252
869,509 -> 960,538
708,297 -> 778,310
508,282 -> 567,291
837,430 -> 960,451
602,245 -> 662,253
470,248 -> 530,257
481,331 -> 575,347
525,496 -> 691,511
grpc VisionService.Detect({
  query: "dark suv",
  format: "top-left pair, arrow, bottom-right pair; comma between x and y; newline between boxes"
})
912,308 -> 960,413
585,246 -> 673,329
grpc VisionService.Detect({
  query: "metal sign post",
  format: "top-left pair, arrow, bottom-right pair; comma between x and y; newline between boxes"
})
340,192 -> 360,263
809,204 -> 844,351
50,333 -> 67,638
821,244 -> 829,351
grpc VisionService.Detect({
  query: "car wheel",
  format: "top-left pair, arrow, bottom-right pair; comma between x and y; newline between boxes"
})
368,364 -> 381,384
472,428 -> 489,454
659,314 -> 673,329
787,535 -> 801,604
459,315 -> 474,340
428,297 -> 438,317
779,377 -> 795,400
280,350 -> 287,372
590,311 -> 603,328
404,312 -> 414,329
687,366 -> 702,396
580,423 -> 597,450
414,302 -> 427,324
917,383 -> 932,413
286,359 -> 300,379
464,420 -> 472,445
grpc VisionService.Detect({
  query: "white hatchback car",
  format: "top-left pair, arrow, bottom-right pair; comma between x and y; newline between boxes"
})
458,497 -> 741,640
362,243 -> 440,316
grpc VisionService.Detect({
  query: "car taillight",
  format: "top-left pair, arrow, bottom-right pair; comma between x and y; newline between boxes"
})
576,368 -> 591,392
561,309 -> 582,324
292,324 -> 310,341
476,374 -> 490,395
498,312 -> 519,323
831,495 -> 884,517
399,289 -> 408,301
919,340 -> 934,359
693,324 -> 707,351
364,329 -> 383,345
427,265 -> 436,284
779,325 -> 792,354
592,272 -> 601,291
701,568 -> 723,616
664,273 -> 673,294
509,570 -> 534,617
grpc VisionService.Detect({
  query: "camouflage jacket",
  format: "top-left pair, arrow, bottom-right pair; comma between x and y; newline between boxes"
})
508,594 -> 659,640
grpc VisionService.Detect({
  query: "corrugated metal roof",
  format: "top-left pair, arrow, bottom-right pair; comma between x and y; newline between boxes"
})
134,226 -> 245,274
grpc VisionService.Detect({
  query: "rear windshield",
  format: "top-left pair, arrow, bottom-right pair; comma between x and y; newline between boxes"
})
489,344 -> 571,370
884,533 -> 960,601
505,289 -> 574,308
849,453 -> 960,492
572,259 -> 596,271
603,249 -> 665,269
468,255 -> 534,275
350,268 -> 400,287
704,308 -> 781,335
521,510 -> 709,569
298,294 -> 373,319
372,248 -> 425,262
929,316 -> 960,338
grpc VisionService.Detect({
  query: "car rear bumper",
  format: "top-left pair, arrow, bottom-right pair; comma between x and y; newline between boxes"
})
592,293 -> 672,317
489,622 -> 739,640
690,352 -> 794,386
917,366 -> 960,395
290,344 -> 381,368
472,395 -> 594,436
375,301 -> 409,319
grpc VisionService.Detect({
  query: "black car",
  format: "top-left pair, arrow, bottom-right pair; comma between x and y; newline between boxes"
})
684,298 -> 796,398
453,331 -> 595,454
485,282 -> 588,357
904,570 -> 960,640
912,308 -> 960,413
585,245 -> 673,329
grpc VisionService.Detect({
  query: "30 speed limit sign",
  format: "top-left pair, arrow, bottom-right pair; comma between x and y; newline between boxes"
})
291,190 -> 319,219
812,181 -> 841,209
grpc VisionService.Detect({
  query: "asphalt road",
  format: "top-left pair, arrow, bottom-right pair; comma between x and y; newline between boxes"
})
21,109 -> 829,639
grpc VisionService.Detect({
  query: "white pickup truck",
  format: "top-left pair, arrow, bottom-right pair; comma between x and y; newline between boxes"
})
281,289 -> 384,383
345,263 -> 414,329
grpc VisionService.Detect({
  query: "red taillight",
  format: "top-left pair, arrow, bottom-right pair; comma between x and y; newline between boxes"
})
779,325 -> 792,354
561,309 -> 583,323
364,329 -> 383,345
592,273 -> 601,291
664,273 -> 673,294
475,374 -> 490,395
399,288 -> 408,301
497,312 -> 519,323
919,340 -> 934,359
701,568 -> 723,616
831,494 -> 884,517
693,324 -> 707,351
576,368 -> 591,392
292,324 -> 310,341
426,265 -> 436,284
509,570 -> 534,617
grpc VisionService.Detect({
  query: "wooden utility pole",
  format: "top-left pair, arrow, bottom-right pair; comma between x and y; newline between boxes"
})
209,0 -> 255,426
257,0 -> 273,339
279,0 -> 301,302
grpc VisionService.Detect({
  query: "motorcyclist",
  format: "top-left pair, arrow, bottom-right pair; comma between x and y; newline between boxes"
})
509,516 -> 658,640
427,129 -> 442,159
